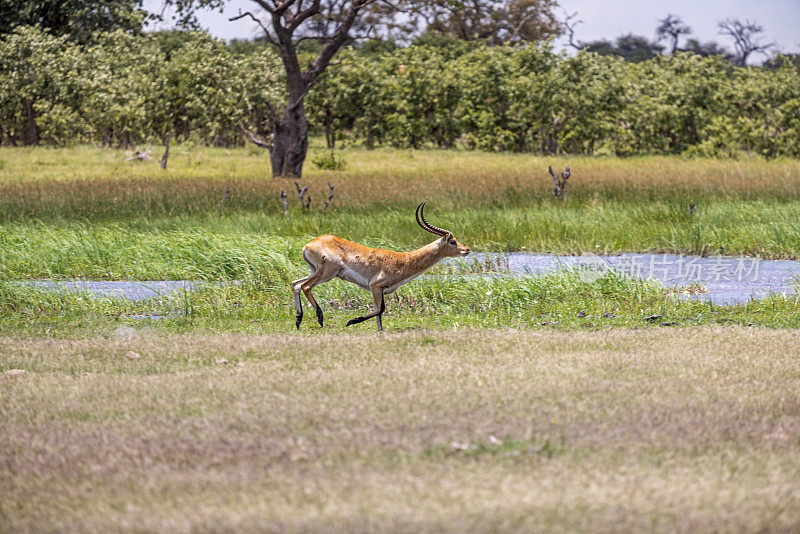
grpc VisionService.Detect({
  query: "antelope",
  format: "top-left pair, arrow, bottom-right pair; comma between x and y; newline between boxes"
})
292,202 -> 470,331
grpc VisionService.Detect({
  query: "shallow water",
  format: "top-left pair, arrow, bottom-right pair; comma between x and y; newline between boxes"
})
17,253 -> 800,306
448,253 -> 800,305
20,280 -> 201,301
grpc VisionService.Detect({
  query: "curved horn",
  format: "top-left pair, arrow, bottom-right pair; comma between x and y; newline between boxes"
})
415,201 -> 449,237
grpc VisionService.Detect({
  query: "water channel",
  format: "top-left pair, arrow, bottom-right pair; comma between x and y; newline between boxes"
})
19,253 -> 800,306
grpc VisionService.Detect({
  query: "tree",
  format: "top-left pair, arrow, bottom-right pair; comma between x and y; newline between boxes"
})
227,0 -> 391,177
82,31 -> 163,148
0,0 -> 147,43
583,34 -> 663,63
655,14 -> 690,56
0,27 -> 84,145
404,0 -> 561,45
764,53 -> 800,72
562,10 -> 584,50
305,51 -> 364,149
718,18 -> 775,66
683,38 -> 729,59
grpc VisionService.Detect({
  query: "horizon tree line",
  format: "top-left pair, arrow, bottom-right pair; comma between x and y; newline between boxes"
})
0,1 -> 797,177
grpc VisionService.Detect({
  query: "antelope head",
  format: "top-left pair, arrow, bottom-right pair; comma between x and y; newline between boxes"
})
416,201 -> 470,257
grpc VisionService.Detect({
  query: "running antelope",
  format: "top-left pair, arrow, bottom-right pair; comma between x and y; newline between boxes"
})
292,202 -> 470,331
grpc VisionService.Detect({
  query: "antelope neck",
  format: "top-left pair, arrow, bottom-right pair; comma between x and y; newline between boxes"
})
403,240 -> 445,271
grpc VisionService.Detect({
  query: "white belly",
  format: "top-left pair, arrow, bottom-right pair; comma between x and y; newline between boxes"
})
385,272 -> 422,294
337,265 -> 372,289
337,266 -> 429,293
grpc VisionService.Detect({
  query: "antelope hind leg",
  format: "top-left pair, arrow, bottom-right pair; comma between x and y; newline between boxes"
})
291,276 -> 308,329
301,263 -> 338,328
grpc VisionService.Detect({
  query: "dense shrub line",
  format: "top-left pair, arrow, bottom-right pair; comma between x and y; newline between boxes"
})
1,26 -> 798,157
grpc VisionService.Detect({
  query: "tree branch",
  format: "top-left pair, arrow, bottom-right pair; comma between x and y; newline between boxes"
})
273,0 -> 296,16
244,129 -> 273,149
289,0 -> 321,32
508,12 -> 537,43
302,0 -> 373,86
250,0 -> 277,14
229,10 -> 278,45
563,10 -> 584,50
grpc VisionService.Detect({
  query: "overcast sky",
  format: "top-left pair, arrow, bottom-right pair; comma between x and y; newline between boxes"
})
144,0 -> 800,57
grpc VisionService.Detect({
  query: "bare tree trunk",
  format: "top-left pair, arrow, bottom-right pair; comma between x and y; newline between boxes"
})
102,127 -> 113,148
322,181 -> 334,210
160,133 -> 172,170
365,122 -> 374,149
547,134 -> 558,155
280,190 -> 288,214
271,103 -> 309,178
324,106 -> 335,149
23,99 -> 39,145
513,131 -> 527,153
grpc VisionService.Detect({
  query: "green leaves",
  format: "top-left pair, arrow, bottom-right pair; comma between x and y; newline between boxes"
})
0,27 -> 285,148
307,43 -> 799,157
0,27 -> 798,158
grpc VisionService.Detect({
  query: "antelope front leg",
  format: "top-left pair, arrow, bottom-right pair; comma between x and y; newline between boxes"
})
373,287 -> 386,332
346,285 -> 386,331
376,291 -> 385,332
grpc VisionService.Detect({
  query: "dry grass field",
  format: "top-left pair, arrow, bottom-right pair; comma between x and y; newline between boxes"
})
2,327 -> 799,532
2,146 -> 800,218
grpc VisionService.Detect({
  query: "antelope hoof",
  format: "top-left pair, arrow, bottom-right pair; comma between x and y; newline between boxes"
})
295,312 -> 303,329
315,305 -> 324,327
346,317 -> 362,327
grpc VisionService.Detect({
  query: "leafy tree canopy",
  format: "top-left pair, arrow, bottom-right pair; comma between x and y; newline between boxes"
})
0,0 -> 148,42
398,0 -> 561,45
763,53 -> 800,72
682,38 -> 729,59
583,34 -> 664,63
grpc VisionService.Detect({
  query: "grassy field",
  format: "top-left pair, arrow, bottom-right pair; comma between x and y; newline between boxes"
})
2,327 -> 799,532
1,145 -> 800,531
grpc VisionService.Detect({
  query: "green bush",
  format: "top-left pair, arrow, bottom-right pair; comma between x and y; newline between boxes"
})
311,151 -> 347,170
1,27 -> 798,157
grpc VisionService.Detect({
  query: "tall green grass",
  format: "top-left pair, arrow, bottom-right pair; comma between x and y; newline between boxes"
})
2,199 -> 800,283
1,269 -> 798,338
1,144 -> 799,286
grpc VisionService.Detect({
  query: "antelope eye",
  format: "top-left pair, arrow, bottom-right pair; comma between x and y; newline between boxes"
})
449,240 -> 456,245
